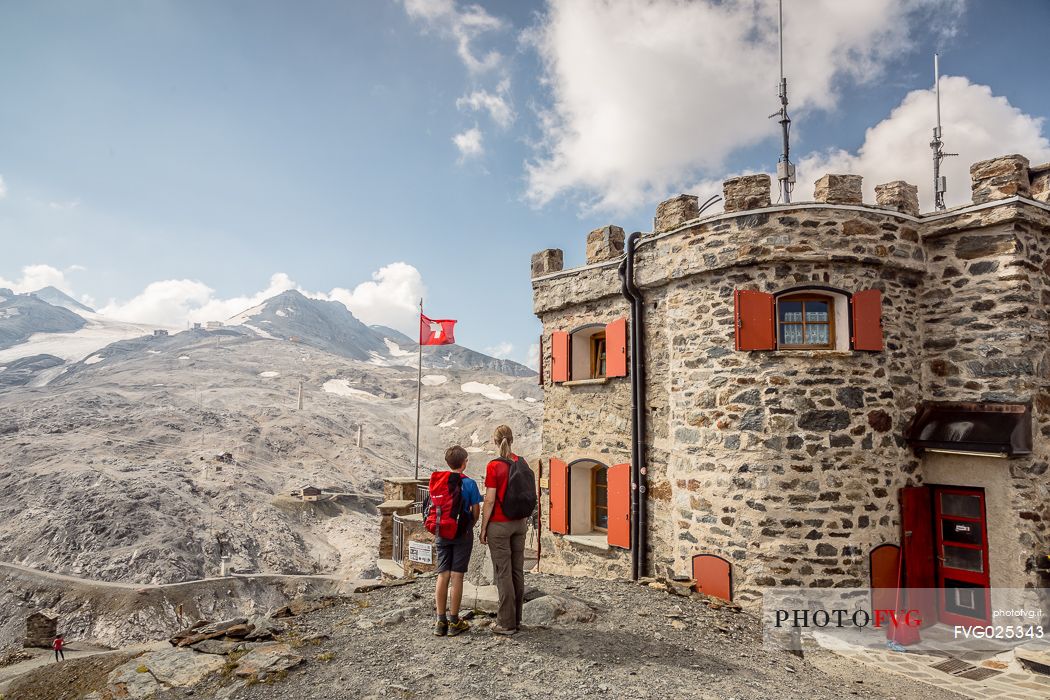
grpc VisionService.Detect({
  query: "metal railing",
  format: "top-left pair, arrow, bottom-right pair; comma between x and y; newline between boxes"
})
391,513 -> 405,566
410,484 -> 430,515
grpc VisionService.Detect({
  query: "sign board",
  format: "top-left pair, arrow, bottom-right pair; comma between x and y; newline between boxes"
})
539,477 -> 550,489
408,541 -> 433,565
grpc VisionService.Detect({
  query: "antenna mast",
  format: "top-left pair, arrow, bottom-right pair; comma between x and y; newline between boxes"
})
771,0 -> 795,203
930,53 -> 957,211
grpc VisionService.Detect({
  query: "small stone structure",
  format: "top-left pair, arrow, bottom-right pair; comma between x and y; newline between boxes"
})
531,153 -> 1050,607
586,225 -> 625,264
24,611 -> 57,648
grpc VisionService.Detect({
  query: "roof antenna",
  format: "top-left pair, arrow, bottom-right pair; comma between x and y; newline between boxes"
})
931,53 -> 957,211
770,0 -> 795,203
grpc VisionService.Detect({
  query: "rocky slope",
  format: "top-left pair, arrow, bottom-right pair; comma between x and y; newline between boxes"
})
3,572 -> 966,700
0,289 -> 86,351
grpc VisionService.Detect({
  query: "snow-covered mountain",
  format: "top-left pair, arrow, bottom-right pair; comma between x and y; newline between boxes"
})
29,285 -> 95,314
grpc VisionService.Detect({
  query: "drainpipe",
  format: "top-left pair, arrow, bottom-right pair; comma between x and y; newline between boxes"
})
619,232 -> 647,580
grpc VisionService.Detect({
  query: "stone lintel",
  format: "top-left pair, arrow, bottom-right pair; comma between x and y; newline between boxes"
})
723,174 -> 771,213
814,174 -> 863,205
970,154 -> 1030,204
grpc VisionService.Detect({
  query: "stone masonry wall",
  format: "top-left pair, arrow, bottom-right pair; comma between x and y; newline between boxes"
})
533,172 -> 1050,598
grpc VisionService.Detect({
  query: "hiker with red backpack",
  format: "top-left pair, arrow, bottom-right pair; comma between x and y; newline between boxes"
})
426,445 -> 482,637
479,425 -> 537,636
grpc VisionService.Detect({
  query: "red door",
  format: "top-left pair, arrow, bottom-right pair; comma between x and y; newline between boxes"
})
933,487 -> 991,626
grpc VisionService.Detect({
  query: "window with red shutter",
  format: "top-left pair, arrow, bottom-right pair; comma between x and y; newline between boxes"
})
606,463 -> 631,549
605,318 -> 628,378
734,289 -> 776,351
551,331 -> 570,382
851,289 -> 883,351
548,457 -> 569,534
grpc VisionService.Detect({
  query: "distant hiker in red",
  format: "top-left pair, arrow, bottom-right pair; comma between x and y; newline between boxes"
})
479,425 -> 537,635
53,634 -> 65,662
427,445 -> 482,637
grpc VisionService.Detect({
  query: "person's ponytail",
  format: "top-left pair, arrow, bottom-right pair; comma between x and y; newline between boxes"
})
494,424 -> 514,460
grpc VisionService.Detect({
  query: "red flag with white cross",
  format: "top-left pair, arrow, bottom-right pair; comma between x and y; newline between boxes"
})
419,314 -> 457,346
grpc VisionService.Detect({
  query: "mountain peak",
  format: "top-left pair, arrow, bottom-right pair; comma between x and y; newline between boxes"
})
31,286 -> 95,314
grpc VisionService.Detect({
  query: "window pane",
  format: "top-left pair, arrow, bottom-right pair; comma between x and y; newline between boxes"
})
943,545 -> 984,573
779,301 -> 803,323
804,301 -> 829,322
595,508 -> 608,529
780,323 -> 804,345
940,493 -> 982,519
805,324 -> 830,345
941,519 -> 982,546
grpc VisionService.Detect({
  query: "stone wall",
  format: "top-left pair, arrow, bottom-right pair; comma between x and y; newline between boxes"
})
24,612 -> 57,648
532,156 -> 1050,600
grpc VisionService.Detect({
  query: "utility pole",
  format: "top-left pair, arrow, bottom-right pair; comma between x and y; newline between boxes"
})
930,53 -> 957,211
414,298 -> 423,481
771,0 -> 795,203
297,382 -> 303,411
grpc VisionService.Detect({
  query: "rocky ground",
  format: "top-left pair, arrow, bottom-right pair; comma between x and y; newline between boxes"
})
3,573 -> 965,700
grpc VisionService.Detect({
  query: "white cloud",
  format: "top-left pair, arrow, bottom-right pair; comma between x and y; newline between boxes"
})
325,262 -> 426,335
525,343 -> 539,370
457,82 -> 514,129
93,264 -> 426,333
485,341 -> 514,359
0,264 -> 73,293
48,199 -> 81,210
525,0 -> 965,214
796,76 -> 1050,210
452,127 -> 484,159
401,0 -> 506,74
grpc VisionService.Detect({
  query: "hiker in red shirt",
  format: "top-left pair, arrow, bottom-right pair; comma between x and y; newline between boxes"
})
53,634 -> 65,662
479,424 -> 536,635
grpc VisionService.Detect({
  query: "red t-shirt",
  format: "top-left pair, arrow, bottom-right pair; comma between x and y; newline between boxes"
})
53,638 -> 63,650
485,455 -> 516,522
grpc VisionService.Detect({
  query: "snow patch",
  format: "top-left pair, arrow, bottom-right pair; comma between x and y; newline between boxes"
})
178,355 -> 190,361
275,310 -> 287,317
0,315 -> 156,365
466,447 -> 485,453
421,374 -> 448,386
438,419 -> 457,428
259,371 -> 280,378
147,350 -> 162,355
84,355 -> 104,365
226,302 -> 266,325
243,324 -> 277,340
524,397 -> 538,403
461,382 -> 513,401
384,339 -> 413,358
323,379 -> 380,400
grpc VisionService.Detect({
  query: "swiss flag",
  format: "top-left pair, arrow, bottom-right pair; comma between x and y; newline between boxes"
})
420,314 -> 457,346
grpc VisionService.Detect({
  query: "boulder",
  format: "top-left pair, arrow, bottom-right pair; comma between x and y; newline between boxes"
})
377,606 -> 417,626
234,642 -> 304,679
521,594 -> 596,625
105,648 -> 226,698
244,615 -> 285,641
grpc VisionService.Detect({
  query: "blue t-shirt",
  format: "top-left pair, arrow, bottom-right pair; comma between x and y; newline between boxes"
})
459,475 -> 483,515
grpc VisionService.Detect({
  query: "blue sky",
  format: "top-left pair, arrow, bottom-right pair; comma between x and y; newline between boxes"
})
2,0 -> 1049,367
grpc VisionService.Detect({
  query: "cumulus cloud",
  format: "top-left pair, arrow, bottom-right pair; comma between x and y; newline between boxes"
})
525,0 -> 965,214
401,0 -> 506,74
484,341 -> 514,359
525,343 -> 540,370
326,262 -> 426,334
94,263 -> 426,333
452,127 -> 484,159
796,76 -> 1050,210
457,80 -> 514,129
0,264 -> 73,293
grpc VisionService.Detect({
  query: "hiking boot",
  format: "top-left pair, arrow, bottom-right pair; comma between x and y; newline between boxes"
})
492,625 -> 518,636
447,619 -> 470,637
434,620 -> 448,636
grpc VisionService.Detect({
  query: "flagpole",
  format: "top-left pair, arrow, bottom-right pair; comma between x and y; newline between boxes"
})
414,298 -> 423,481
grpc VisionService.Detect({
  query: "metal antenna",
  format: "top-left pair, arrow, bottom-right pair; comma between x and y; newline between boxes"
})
769,0 -> 795,203
930,53 -> 957,211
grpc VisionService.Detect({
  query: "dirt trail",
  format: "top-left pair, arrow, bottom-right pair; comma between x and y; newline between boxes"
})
0,641 -> 167,693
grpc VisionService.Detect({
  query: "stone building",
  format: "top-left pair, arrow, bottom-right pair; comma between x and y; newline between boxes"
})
530,154 -> 1050,625
24,610 -> 58,648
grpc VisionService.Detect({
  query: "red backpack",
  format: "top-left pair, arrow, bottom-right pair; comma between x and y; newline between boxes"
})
424,471 -> 466,540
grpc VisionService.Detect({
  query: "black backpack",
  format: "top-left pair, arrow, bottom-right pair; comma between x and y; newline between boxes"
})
496,456 -> 537,520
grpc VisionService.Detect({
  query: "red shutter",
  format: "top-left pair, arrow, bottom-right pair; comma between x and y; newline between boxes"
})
900,487 -> 936,627
607,462 -> 631,549
551,331 -> 570,383
852,289 -> 883,351
733,289 -> 775,351
537,334 -> 544,385
549,457 -> 568,534
605,318 -> 628,378
692,554 -> 732,602
870,544 -> 901,616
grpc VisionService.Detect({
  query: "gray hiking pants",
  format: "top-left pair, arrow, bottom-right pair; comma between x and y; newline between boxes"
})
487,518 -> 528,629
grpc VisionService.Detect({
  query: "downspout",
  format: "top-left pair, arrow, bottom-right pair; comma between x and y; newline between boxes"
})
619,232 -> 647,581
